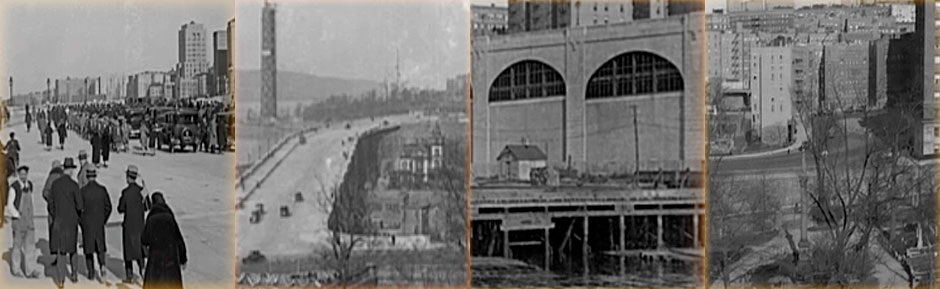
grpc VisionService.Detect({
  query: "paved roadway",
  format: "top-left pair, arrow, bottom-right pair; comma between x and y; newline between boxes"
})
712,122 -> 870,173
0,114 -> 234,288
237,114 -> 418,259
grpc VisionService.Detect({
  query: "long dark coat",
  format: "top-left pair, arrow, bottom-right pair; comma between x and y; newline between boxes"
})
142,203 -> 186,289
91,130 -> 101,164
49,175 -> 83,254
43,168 -> 64,238
80,181 -> 112,255
57,122 -> 67,145
0,152 -> 9,228
118,183 -> 148,261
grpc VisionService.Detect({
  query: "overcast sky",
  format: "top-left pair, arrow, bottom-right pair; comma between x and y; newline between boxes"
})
1,0 -> 233,94
236,0 -> 469,90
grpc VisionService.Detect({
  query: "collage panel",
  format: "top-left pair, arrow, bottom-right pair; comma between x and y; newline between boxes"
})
0,0 -> 237,288
470,0 -> 706,287
707,0 -> 938,287
233,0 -> 469,287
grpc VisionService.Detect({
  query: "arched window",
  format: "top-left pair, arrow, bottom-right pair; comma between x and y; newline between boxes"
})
489,60 -> 565,102
586,52 -> 683,99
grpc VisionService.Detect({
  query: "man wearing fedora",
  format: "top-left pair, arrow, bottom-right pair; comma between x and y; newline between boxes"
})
76,150 -> 93,188
80,167 -> 111,282
5,165 -> 40,278
119,164 -> 150,283
5,131 -> 20,169
49,157 -> 83,287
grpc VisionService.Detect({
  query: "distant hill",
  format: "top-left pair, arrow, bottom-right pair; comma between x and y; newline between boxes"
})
235,70 -> 382,103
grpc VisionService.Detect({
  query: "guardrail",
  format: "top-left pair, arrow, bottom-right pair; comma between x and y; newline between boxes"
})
236,125 -> 319,191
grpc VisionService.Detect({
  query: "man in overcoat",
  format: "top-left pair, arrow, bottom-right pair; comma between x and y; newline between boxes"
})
43,160 -> 63,244
76,150 -> 92,188
118,165 -> 149,283
49,157 -> 83,287
79,167 -> 111,282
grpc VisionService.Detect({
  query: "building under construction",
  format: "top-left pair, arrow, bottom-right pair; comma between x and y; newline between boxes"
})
470,181 -> 704,285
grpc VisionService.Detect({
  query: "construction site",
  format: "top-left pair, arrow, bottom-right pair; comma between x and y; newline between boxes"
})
470,170 -> 705,287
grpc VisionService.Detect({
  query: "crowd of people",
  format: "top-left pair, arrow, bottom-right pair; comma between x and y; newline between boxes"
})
0,149 -> 189,289
22,99 -> 232,159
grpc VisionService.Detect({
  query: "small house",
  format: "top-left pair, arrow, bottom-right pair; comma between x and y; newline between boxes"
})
497,144 -> 547,181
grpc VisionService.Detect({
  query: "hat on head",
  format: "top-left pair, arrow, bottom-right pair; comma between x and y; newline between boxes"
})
17,165 -> 28,173
86,167 -> 97,178
78,150 -> 88,160
126,165 -> 139,179
62,157 -> 77,169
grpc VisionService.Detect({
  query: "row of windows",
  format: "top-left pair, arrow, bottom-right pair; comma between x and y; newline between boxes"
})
489,61 -> 566,102
586,52 -> 683,99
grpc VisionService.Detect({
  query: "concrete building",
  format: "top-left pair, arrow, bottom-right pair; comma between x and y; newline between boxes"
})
749,46 -> 793,145
126,71 -> 173,100
54,77 -> 99,103
726,0 -> 795,12
505,0 -> 701,33
820,42 -> 871,111
792,42 -> 823,110
472,3 -> 509,36
213,30 -> 229,96
261,1 -> 277,120
885,0 -> 936,157
471,12 -> 704,177
178,21 -> 210,99
707,30 -> 759,83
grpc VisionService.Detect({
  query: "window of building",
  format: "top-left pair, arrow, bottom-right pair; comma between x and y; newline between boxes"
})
586,52 -> 683,99
489,60 -> 565,102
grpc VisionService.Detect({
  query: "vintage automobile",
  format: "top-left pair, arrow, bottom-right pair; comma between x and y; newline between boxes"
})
155,108 -> 199,153
126,107 -> 146,139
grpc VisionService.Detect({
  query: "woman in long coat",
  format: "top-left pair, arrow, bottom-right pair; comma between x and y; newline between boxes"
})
142,193 -> 187,289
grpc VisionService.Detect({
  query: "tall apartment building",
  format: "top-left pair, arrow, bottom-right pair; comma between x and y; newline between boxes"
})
472,3 -> 509,36
506,0 -> 701,33
213,30 -> 229,96
749,46 -> 793,145
820,42 -> 871,111
227,18 -> 235,101
178,21 -> 210,99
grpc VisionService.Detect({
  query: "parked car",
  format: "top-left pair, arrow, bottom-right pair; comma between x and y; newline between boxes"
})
155,109 -> 199,153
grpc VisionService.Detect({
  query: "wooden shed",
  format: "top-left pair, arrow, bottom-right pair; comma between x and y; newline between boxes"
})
497,145 -> 547,181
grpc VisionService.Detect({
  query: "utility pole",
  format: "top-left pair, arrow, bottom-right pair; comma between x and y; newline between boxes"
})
8,77 -> 12,107
800,146 -> 809,248
632,105 -> 640,175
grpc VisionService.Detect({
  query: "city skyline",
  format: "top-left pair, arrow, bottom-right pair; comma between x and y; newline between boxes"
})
1,0 -> 233,94
236,0 -> 468,90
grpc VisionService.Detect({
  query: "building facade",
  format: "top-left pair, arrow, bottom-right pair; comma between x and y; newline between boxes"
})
472,12 -> 704,177
821,42 -> 871,111
749,46 -> 793,145
472,3 -> 509,36
178,21 -> 210,99
505,0 -> 701,34
213,30 -> 229,96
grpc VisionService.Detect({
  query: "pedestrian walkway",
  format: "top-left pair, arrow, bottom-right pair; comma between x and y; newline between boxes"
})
1,120 -> 234,287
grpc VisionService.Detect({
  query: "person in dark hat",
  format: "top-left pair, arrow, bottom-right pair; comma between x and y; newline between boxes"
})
91,117 -> 102,167
49,157 -> 83,287
5,165 -> 40,278
76,150 -> 93,189
57,117 -> 67,150
118,164 -> 150,283
142,192 -> 186,289
5,131 -> 20,169
79,167 -> 111,282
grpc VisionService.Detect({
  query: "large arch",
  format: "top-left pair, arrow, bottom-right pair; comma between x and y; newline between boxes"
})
585,51 -> 683,99
489,60 -> 566,102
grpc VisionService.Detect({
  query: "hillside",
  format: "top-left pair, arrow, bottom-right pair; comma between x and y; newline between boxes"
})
235,70 -> 382,103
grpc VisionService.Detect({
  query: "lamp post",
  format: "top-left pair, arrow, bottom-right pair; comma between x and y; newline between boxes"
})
8,77 -> 12,106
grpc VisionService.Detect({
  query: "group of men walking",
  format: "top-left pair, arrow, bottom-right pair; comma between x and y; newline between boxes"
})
1,147 -> 189,289
26,104 -> 68,151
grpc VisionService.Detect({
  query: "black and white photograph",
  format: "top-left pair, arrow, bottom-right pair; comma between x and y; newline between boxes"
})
707,0 -> 937,286
0,0 -> 236,288
234,0 -> 468,287
470,0 -> 705,287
